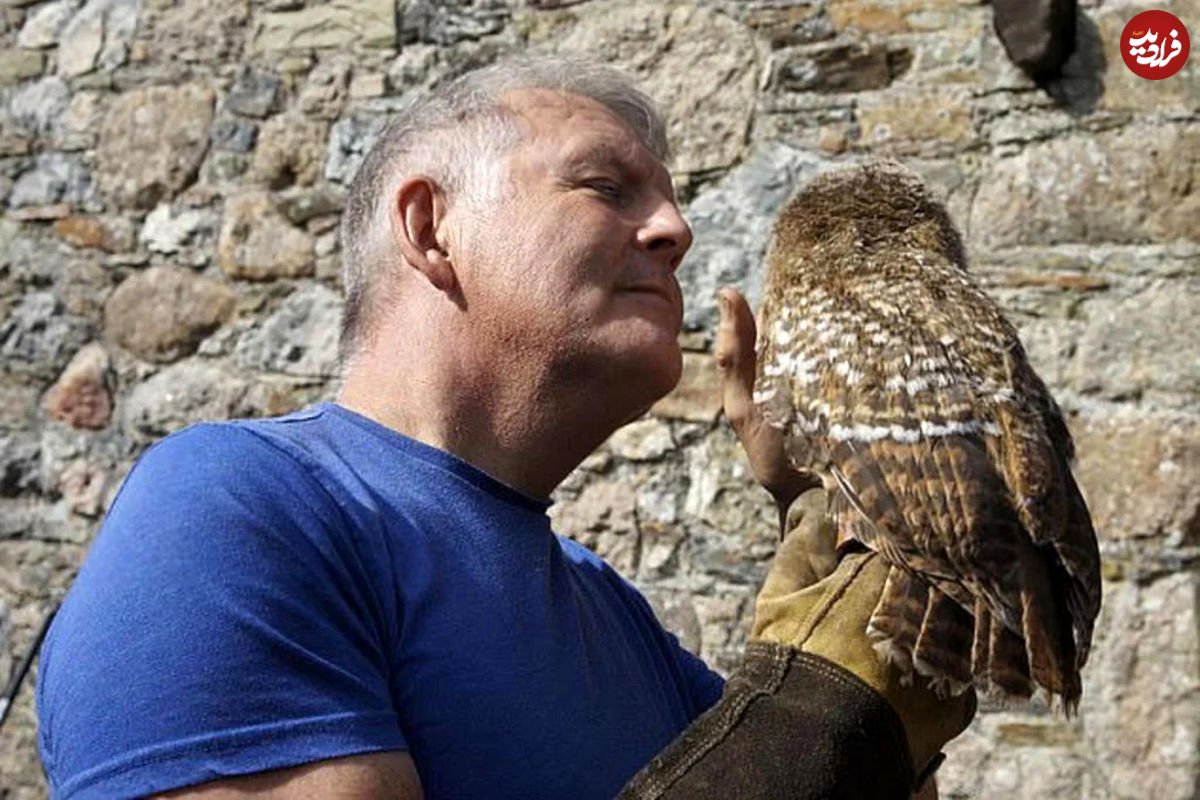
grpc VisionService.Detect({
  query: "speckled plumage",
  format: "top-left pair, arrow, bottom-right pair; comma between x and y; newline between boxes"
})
755,161 -> 1101,708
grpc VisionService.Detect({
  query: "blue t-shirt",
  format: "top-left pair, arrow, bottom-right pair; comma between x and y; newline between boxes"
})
37,403 -> 723,799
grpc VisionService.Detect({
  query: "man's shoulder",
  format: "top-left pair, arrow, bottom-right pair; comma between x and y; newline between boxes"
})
136,405 -> 335,480
116,407 -> 352,528
557,535 -> 608,568
555,536 -> 644,598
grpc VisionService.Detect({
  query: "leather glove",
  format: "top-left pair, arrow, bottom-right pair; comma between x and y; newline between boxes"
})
753,488 -> 977,785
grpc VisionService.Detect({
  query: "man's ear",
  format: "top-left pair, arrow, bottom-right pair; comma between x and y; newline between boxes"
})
393,176 -> 456,294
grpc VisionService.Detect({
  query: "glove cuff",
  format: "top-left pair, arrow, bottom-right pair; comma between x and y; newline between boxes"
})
618,641 -> 916,800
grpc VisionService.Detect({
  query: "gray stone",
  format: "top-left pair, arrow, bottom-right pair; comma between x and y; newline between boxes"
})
139,203 -> 214,254
0,49 -> 46,85
0,291 -> 93,378
652,351 -> 722,424
1067,280 -> 1200,404
298,57 -> 351,120
606,418 -> 675,462
233,282 -> 342,378
527,0 -> 759,176
136,0 -> 250,64
0,431 -> 41,497
210,118 -> 257,153
6,152 -> 91,208
679,141 -> 833,337
744,4 -> 835,47
248,114 -> 328,189
15,0 -> 76,48
399,0 -> 509,46
103,267 -> 235,363
856,88 -> 976,154
7,74 -> 69,138
56,0 -> 138,77
50,457 -> 116,517
252,0 -> 396,52
324,113 -> 387,184
53,214 -> 132,252
9,202 -> 73,221
386,42 -> 439,91
224,67 -> 281,119
56,0 -> 102,76
56,89 -> 105,150
692,590 -> 754,675
277,184 -> 346,225
1071,412 -> 1199,545
348,71 -> 386,100
771,42 -> 906,93
95,83 -> 214,208
217,190 -> 314,280
970,124 -> 1200,250
122,360 -> 252,438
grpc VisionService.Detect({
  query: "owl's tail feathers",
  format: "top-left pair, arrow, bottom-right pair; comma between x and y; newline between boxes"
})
869,570 -> 1050,703
867,568 -> 975,698
911,588 -> 974,697
972,605 -> 1035,701
866,565 -> 927,677
1019,547 -> 1083,713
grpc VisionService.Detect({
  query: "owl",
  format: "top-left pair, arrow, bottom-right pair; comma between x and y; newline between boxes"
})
754,161 -> 1101,709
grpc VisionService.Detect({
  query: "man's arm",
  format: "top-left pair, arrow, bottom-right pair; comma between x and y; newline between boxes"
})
36,426 -> 408,798
153,751 -> 422,800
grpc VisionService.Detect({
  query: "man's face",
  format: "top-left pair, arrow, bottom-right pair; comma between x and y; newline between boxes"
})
449,88 -> 693,411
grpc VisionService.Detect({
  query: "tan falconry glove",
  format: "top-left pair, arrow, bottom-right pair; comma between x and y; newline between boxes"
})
753,489 -> 977,786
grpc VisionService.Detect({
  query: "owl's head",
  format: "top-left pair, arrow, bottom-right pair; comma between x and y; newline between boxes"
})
771,160 -> 967,272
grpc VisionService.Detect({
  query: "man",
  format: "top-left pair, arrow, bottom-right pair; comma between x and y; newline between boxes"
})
36,58 -> 970,799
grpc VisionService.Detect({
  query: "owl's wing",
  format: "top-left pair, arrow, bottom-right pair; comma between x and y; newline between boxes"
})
994,349 -> 1102,665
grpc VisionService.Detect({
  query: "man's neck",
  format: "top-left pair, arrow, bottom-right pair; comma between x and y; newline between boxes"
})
336,345 -> 620,500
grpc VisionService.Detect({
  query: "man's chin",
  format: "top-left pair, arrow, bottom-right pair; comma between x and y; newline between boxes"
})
615,345 -> 683,419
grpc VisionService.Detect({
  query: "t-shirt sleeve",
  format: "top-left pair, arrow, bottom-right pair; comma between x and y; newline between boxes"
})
668,631 -> 725,715
36,424 -> 406,799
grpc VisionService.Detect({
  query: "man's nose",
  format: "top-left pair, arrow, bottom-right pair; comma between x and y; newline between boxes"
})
637,198 -> 693,272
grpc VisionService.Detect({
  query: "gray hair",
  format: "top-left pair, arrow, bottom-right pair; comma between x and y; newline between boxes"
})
338,56 -> 669,363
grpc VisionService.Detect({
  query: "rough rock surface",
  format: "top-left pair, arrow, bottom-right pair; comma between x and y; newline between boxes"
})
103,267 -> 235,363
1,0 -> 1197,796
41,343 -> 113,430
95,84 -> 215,208
233,283 -> 342,378
217,190 -> 314,279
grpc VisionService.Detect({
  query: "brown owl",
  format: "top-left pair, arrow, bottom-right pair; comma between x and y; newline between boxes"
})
754,161 -> 1101,709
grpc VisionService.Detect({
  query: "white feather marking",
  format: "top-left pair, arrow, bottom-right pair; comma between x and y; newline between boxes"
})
752,388 -> 777,404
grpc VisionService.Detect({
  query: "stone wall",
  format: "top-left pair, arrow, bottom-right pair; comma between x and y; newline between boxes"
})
0,0 -> 1196,797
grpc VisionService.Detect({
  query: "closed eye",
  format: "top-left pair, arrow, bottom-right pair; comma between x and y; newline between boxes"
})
583,178 -> 625,202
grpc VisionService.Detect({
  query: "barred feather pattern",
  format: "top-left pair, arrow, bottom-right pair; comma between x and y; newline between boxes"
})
755,161 -> 1102,710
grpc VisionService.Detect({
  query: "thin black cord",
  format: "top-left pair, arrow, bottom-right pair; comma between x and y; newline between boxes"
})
0,600 -> 60,729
